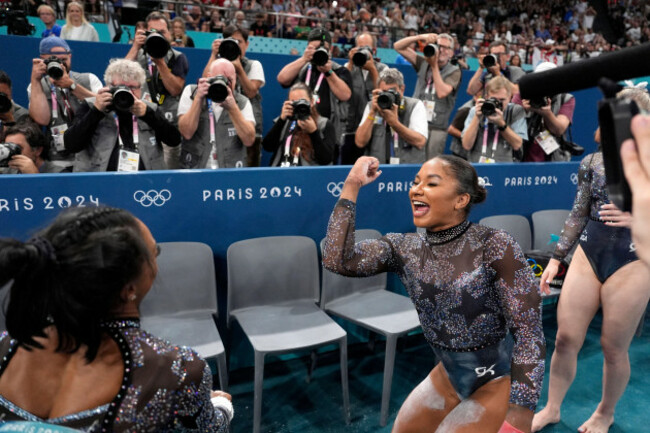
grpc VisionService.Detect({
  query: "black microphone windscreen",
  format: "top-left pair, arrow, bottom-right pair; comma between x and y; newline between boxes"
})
519,43 -> 650,100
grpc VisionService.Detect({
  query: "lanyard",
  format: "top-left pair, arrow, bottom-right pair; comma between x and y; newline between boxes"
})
481,118 -> 499,158
305,64 -> 325,96
113,113 -> 139,150
424,68 -> 434,95
50,85 -> 58,120
147,55 -> 155,78
283,120 -> 297,159
388,126 -> 399,157
207,98 -> 219,169
207,99 -> 216,144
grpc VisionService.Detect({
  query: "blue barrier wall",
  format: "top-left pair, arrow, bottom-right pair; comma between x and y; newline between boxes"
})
1,35 -> 601,158
0,163 -> 579,367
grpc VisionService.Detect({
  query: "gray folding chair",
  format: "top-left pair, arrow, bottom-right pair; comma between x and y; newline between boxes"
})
479,214 -> 533,252
320,229 -> 420,426
531,209 -> 571,252
140,242 -> 228,391
227,236 -> 350,433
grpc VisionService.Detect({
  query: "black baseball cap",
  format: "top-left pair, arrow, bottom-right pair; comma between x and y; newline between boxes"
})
308,27 -> 332,45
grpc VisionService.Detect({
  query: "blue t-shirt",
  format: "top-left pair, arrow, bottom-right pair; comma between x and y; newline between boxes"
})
42,25 -> 62,38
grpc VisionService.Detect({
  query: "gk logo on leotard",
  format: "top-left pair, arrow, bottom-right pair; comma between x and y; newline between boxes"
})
327,182 -> 344,197
630,242 -> 636,253
475,364 -> 496,377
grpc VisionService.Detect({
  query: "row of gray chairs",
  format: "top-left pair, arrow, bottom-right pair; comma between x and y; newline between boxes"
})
141,234 -> 420,433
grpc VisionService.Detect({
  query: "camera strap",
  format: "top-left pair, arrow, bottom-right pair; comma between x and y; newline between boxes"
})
207,98 -> 219,169
50,85 -> 59,120
282,120 -> 297,162
481,117 -> 499,158
113,113 -> 139,150
305,65 -> 325,102
424,69 -> 435,96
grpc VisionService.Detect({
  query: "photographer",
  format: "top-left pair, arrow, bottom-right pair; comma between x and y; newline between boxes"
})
262,83 -> 335,166
345,32 -> 387,134
461,76 -> 527,163
28,37 -> 102,172
177,59 -> 256,169
203,25 -> 265,166
64,59 -> 180,172
355,68 -> 428,164
277,27 -> 352,143
466,41 -> 525,97
512,62 -> 576,162
0,71 -> 30,141
1,122 -> 63,174
125,12 -> 189,167
394,32 -> 461,158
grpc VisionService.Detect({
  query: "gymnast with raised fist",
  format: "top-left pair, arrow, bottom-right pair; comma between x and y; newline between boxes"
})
323,155 -> 545,432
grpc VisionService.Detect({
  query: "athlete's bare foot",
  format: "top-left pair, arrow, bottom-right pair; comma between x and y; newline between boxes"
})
577,411 -> 614,433
531,406 -> 561,432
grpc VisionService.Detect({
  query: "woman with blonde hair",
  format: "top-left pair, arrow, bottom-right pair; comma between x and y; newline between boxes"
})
61,1 -> 99,42
171,17 -> 195,48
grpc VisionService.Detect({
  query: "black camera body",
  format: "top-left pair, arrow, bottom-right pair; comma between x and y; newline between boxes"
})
0,9 -> 35,36
44,56 -> 65,80
450,54 -> 463,66
352,46 -> 372,67
110,85 -> 135,112
207,75 -> 231,103
0,142 -> 21,167
423,44 -> 438,58
530,96 -> 551,109
219,38 -> 242,61
311,44 -> 330,67
291,99 -> 311,120
144,29 -> 171,59
0,92 -> 11,114
483,54 -> 498,68
377,89 -> 400,110
481,97 -> 502,117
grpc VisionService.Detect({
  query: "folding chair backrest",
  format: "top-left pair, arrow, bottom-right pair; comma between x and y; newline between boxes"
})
531,209 -> 571,252
479,214 -> 532,252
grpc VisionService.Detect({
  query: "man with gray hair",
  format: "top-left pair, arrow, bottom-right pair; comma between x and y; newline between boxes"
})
64,59 -> 181,172
394,32 -> 461,158
355,68 -> 428,164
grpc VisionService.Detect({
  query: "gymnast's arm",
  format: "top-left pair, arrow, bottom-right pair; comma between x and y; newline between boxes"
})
490,231 -> 546,432
322,157 -> 399,277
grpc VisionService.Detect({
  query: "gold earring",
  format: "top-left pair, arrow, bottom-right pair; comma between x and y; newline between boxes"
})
129,294 -> 136,301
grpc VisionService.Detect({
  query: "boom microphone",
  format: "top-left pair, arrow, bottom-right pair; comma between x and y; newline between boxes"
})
519,43 -> 650,100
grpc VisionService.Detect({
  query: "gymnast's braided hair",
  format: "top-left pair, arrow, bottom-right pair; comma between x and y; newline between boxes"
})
0,206 -> 153,362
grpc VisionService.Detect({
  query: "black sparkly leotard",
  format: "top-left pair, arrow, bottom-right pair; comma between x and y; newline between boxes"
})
323,199 -> 546,411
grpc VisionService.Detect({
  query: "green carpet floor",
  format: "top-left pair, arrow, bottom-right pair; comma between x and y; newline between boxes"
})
223,306 -> 650,433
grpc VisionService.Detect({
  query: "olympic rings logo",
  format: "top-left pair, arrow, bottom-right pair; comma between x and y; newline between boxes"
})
570,173 -> 578,185
133,189 -> 172,207
527,258 -> 567,279
327,181 -> 344,197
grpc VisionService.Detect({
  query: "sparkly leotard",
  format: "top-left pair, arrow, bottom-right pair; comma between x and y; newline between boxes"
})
553,152 -> 637,282
0,319 -> 230,432
323,199 -> 546,411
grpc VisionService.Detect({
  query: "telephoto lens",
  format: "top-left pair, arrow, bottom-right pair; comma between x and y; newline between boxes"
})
377,89 -> 400,110
481,97 -> 501,117
219,38 -> 242,61
111,85 -> 136,112
482,54 -> 497,68
44,56 -> 65,80
0,142 -> 21,167
423,44 -> 438,58
311,47 -> 329,67
207,75 -> 231,103
144,29 -> 171,59
291,99 -> 311,120
352,46 -> 372,67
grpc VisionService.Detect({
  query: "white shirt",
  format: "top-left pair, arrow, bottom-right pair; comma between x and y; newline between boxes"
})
61,23 -> 99,42
245,59 -> 266,87
360,99 -> 429,141
177,85 -> 256,131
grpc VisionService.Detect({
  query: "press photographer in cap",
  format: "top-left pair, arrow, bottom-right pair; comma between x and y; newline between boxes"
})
63,59 -> 181,172
394,32 -> 462,158
512,62 -> 577,162
0,71 -> 30,141
125,11 -> 189,167
177,58 -> 256,169
28,36 -> 102,172
277,27 -> 352,143
461,76 -> 528,163
355,68 -> 428,164
0,122 -> 64,174
203,25 -> 265,166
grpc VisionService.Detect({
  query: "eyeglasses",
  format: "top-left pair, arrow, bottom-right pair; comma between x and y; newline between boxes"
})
438,45 -> 453,52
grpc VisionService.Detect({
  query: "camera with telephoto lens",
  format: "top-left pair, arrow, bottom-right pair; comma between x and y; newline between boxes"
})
377,88 -> 400,110
311,44 -> 330,67
423,43 -> 438,58
482,53 -> 498,68
291,99 -> 311,120
110,85 -> 135,112
219,38 -> 241,61
352,46 -> 372,67
0,92 -> 11,114
530,96 -> 551,109
0,142 -> 21,167
481,97 -> 502,117
450,54 -> 463,66
207,75 -> 231,103
44,56 -> 65,80
144,29 -> 171,59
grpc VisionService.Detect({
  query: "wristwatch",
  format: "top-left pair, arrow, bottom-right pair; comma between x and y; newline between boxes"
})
497,123 -> 507,131
325,69 -> 333,77
69,81 -> 77,91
